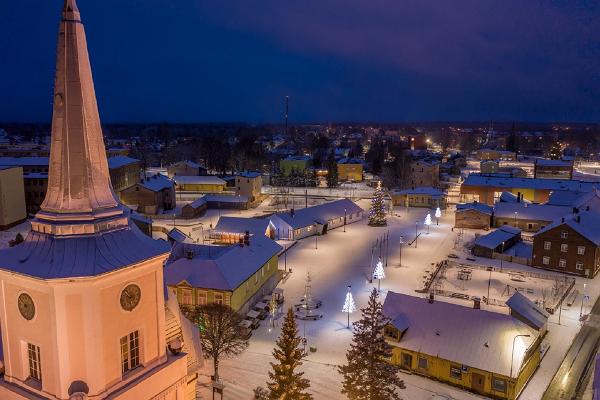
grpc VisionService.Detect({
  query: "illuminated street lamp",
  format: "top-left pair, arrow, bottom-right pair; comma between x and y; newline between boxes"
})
424,213 -> 432,234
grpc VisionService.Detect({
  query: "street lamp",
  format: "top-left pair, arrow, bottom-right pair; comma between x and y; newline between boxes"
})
415,222 -> 419,248
399,235 -> 404,267
514,211 -> 518,228
344,208 -> 347,232
342,285 -> 356,328
580,283 -> 588,318
510,334 -> 531,378
500,241 -> 505,272
424,213 -> 432,234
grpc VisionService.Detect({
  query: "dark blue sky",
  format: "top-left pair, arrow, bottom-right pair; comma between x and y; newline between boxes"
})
1,0 -> 599,123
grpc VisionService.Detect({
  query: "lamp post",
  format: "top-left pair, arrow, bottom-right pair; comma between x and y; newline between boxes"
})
415,222 -> 419,248
510,334 -> 531,378
500,241 -> 505,272
399,235 -> 404,267
514,211 -> 518,228
284,243 -> 287,274
580,283 -> 587,318
344,208 -> 347,232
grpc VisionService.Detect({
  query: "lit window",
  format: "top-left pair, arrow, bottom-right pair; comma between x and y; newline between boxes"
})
561,244 -> 568,253
27,343 -> 42,382
120,331 -> 140,375
542,256 -> 550,265
401,353 -> 412,369
214,293 -> 224,305
559,259 -> 567,268
196,291 -> 207,305
544,241 -> 551,250
578,246 -> 586,255
418,356 -> 428,370
561,231 -> 568,239
450,366 -> 462,380
576,262 -> 584,271
181,288 -> 192,305
493,377 -> 507,393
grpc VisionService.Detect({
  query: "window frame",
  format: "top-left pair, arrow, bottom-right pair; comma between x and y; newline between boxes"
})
27,343 -> 42,382
418,356 -> 428,370
542,256 -> 550,265
120,330 -> 141,375
559,259 -> 567,268
450,365 -> 462,380
492,377 -> 507,393
578,246 -> 586,255
576,261 -> 584,271
543,241 -> 551,250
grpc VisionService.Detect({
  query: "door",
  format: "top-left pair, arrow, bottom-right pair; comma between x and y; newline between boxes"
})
471,372 -> 485,394
401,353 -> 412,370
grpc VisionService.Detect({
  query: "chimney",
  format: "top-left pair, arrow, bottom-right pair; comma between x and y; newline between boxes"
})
587,205 -> 590,211
576,215 -> 581,223
473,297 -> 481,309
573,207 -> 579,214
290,208 -> 295,217
517,192 -> 521,203
244,230 -> 250,246
561,217 -> 565,223
428,292 -> 434,304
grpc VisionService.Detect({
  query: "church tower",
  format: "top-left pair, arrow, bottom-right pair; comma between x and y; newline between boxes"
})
0,1 -> 196,399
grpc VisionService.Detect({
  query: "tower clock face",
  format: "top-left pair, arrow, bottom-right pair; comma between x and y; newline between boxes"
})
120,284 -> 141,311
18,293 -> 35,320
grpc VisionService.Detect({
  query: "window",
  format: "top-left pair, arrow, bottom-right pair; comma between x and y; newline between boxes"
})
27,343 -> 42,382
214,293 -> 224,305
561,244 -> 568,253
401,353 -> 412,368
576,262 -> 584,271
543,256 -> 550,265
261,267 -> 265,277
255,273 -> 259,284
544,241 -> 551,250
561,231 -> 568,239
578,246 -> 586,255
120,331 -> 140,375
493,377 -> 507,393
181,288 -> 192,305
450,366 -> 462,380
559,259 -> 566,268
196,291 -> 207,305
418,356 -> 428,370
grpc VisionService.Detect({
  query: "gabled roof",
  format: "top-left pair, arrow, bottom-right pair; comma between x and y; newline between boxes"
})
392,187 -> 445,197
214,217 -> 270,235
462,174 -> 597,192
382,291 -> 537,378
173,175 -> 226,185
456,202 -> 494,215
536,210 -> 600,246
107,155 -> 140,169
474,226 -> 521,250
0,157 -> 49,167
164,235 -> 282,291
499,192 -> 530,204
494,202 -> 571,222
140,174 -> 174,192
168,228 -> 192,244
236,171 -> 261,179
506,291 -> 549,330
337,158 -> 363,165
274,199 -> 363,229
171,160 -> 204,169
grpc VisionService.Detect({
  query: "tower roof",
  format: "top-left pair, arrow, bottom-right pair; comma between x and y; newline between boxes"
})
34,0 -> 127,235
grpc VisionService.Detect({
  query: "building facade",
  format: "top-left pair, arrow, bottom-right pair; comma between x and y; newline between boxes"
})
0,166 -> 27,229
235,172 -> 262,203
337,158 -> 363,182
167,160 -> 207,178
409,160 -> 440,188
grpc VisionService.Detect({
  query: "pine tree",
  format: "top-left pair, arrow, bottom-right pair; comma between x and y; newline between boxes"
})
368,181 -> 387,226
327,150 -> 339,188
339,289 -> 405,400
267,308 -> 313,400
549,143 -> 562,160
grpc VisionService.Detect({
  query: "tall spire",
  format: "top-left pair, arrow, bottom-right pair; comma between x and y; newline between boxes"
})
33,0 -> 127,235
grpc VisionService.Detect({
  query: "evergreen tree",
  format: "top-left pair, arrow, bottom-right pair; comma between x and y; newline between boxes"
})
505,122 -> 519,153
339,289 -> 405,400
327,150 -> 339,188
368,181 -> 387,226
267,308 -> 313,400
549,143 -> 562,160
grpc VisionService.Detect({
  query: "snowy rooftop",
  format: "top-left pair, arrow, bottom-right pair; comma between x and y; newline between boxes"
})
0,156 -> 49,167
463,174 -> 597,192
283,155 -> 312,161
536,210 -> 600,245
140,174 -> 174,192
494,202 -> 571,222
474,226 -> 521,250
392,187 -> 445,197
172,160 -> 203,169
505,292 -> 549,331
337,158 -> 363,165
173,175 -> 226,185
275,199 -> 363,229
164,234 -> 282,291
168,228 -> 192,244
236,171 -> 261,179
535,159 -> 573,167
0,222 -> 170,279
499,192 -> 530,204
382,291 -> 538,378
546,190 -> 600,208
214,216 -> 270,235
456,202 -> 494,215
107,155 -> 140,169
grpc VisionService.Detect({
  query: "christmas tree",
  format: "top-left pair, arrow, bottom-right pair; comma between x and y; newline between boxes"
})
267,308 -> 313,400
424,213 -> 432,234
368,181 -> 387,226
338,289 -> 405,400
342,285 -> 357,328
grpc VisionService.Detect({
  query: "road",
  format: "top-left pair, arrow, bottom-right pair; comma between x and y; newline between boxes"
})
542,296 -> 600,400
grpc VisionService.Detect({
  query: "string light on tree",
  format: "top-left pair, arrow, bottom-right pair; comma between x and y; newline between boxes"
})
373,257 -> 385,292
368,181 -> 387,227
342,285 -> 357,328
435,207 -> 441,225
424,213 -> 432,234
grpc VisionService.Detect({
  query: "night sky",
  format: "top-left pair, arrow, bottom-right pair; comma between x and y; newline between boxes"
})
1,0 -> 599,123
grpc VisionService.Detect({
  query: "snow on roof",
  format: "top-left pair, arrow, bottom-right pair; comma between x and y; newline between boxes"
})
0,156 -> 49,167
474,226 -> 521,250
505,242 -> 533,259
214,216 -> 270,235
172,160 -> 203,169
168,228 -> 192,244
236,171 -> 261,179
392,187 -> 445,197
164,234 -> 283,291
536,210 -> 600,245
462,174 -> 597,192
23,172 -> 48,179
275,199 -> 363,229
337,158 -> 363,165
546,190 -> 600,208
535,159 -> 573,167
499,192 -> 530,204
456,202 -> 494,215
494,202 -> 571,222
140,174 -> 174,192
0,222 -> 170,279
107,155 -> 139,169
173,175 -> 226,185
382,291 -> 538,377
283,155 -> 312,161
205,194 -> 249,203
506,292 -> 549,330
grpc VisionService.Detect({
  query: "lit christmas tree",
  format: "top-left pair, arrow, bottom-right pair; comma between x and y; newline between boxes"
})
372,258 -> 385,292
435,207 -> 441,225
368,181 -> 387,226
342,285 -> 357,328
424,213 -> 432,234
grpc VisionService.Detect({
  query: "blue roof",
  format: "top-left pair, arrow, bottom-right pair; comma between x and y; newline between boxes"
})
393,187 -> 444,197
283,155 -> 311,161
463,174 -> 597,192
274,199 -> 363,229
0,222 -> 170,280
337,158 -> 363,165
0,157 -> 49,167
456,202 -> 494,215
505,291 -> 549,330
108,155 -> 140,169
237,171 -> 261,179
140,174 -> 174,192
474,226 -> 521,250
214,216 -> 270,235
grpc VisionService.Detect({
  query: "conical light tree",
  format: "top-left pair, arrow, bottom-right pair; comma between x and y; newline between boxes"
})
373,258 -> 385,292
368,181 -> 387,226
342,285 -> 357,328
267,308 -> 313,400
435,207 -> 441,225
424,213 -> 432,234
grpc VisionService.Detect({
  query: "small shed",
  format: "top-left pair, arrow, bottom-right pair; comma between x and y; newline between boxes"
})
455,202 -> 494,230
472,226 -> 521,258
506,292 -> 549,334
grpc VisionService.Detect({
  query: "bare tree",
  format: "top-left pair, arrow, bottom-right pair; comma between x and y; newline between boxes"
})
182,303 -> 249,382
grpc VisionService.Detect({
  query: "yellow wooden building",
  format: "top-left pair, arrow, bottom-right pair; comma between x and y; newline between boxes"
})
164,234 -> 282,313
173,175 -> 226,193
383,292 -> 545,400
337,158 -> 363,182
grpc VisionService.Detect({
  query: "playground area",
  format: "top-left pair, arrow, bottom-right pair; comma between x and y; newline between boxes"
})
427,260 -> 576,313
